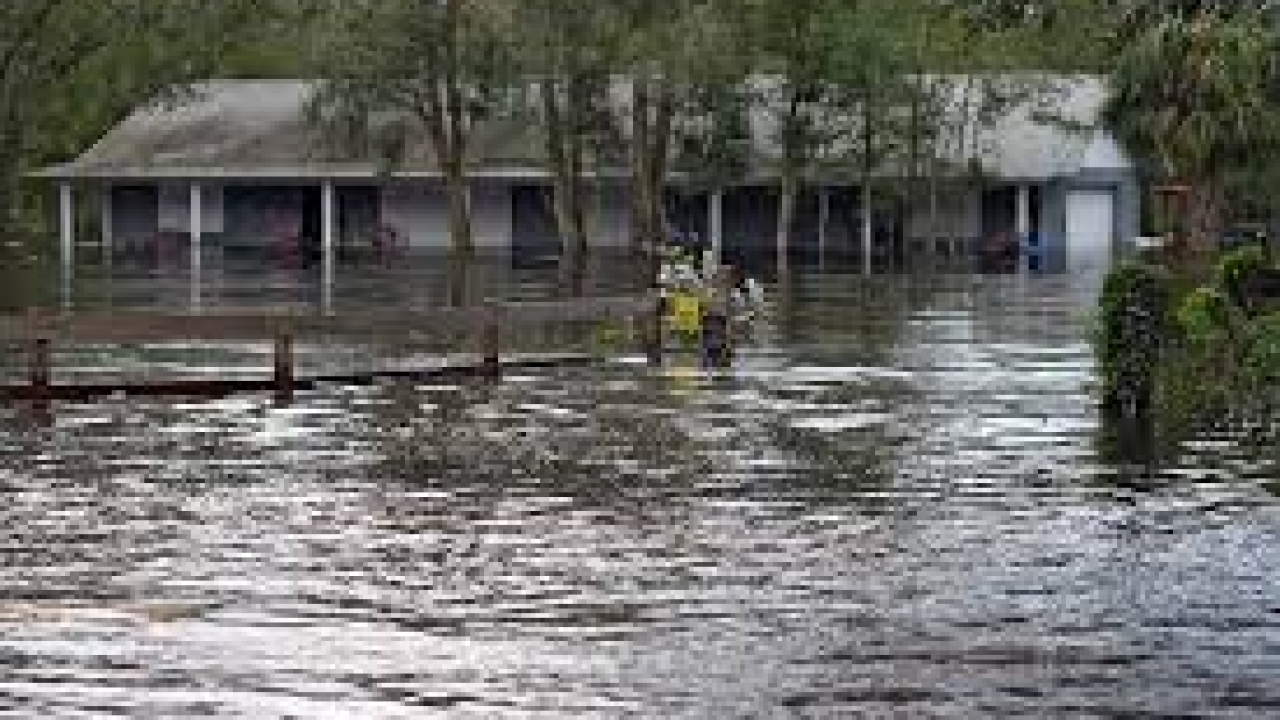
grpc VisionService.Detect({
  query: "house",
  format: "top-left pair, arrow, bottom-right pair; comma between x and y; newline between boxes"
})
36,76 -> 1138,277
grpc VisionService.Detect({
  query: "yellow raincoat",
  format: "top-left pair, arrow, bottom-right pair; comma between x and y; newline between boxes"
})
668,292 -> 703,338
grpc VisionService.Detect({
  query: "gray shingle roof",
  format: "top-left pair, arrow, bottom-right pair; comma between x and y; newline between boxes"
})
967,76 -> 1131,179
37,76 -> 1130,182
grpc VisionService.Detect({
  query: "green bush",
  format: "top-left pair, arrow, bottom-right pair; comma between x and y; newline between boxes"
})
1215,244 -> 1272,312
1159,287 -> 1245,430
1175,286 -> 1237,344
1160,292 -> 1280,438
1097,263 -> 1174,416
1244,311 -> 1280,387
1098,250 -> 1280,447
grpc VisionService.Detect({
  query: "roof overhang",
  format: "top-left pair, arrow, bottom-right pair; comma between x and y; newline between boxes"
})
31,164 -> 1093,186
30,165 -> 583,183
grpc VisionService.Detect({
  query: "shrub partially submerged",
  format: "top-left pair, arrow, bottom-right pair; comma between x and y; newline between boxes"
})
1215,244 -> 1272,315
1097,263 -> 1173,417
1099,247 -> 1280,449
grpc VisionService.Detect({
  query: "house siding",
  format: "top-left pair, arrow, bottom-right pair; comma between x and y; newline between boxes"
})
98,174 -> 1142,270
109,185 -> 159,243
472,182 -> 514,250
1040,180 -> 1069,272
1071,168 -> 1141,256
380,183 -> 449,248
905,184 -> 983,243
1036,170 -> 1141,274
157,182 -> 225,234
380,181 -> 514,249
589,182 -> 632,247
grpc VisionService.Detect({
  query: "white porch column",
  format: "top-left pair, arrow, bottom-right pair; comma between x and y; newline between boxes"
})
817,187 -> 830,264
321,180 -> 336,314
1015,183 -> 1033,273
1015,183 -> 1032,241
59,182 -> 74,309
100,185 -> 114,258
707,189 -> 724,274
189,182 -> 203,310
861,183 -> 873,275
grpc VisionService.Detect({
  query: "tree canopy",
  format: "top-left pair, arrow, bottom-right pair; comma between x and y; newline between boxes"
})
4,0 -> 1279,254
1102,4 -> 1280,247
0,0 -> 319,235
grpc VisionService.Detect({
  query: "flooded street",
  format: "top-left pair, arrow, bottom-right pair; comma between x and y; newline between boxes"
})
2,255 -> 1279,718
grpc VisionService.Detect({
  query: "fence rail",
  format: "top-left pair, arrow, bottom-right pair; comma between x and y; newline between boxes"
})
0,293 -> 664,407
0,295 -> 655,344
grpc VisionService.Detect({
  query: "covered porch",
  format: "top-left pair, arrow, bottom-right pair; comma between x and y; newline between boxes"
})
52,175 -> 1053,296
51,177 -> 403,312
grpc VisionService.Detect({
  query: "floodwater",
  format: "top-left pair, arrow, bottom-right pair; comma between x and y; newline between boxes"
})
1,251 -> 1279,718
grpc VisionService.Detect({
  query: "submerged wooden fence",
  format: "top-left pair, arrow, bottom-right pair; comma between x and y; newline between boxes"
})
0,294 -> 664,407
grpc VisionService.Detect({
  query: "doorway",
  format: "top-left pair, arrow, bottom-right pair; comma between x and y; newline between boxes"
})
1065,190 -> 1116,276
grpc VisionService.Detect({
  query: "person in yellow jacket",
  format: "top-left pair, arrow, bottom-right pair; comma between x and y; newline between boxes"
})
669,290 -> 703,340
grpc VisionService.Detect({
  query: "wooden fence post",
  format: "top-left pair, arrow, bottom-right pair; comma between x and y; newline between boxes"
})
641,293 -> 665,367
273,325 -> 295,406
480,301 -> 503,380
26,308 -> 51,407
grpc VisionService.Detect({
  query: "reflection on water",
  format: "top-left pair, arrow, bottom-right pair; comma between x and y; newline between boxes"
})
1,251 -> 1279,718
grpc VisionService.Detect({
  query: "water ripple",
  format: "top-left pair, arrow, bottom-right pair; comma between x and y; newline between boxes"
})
1,268 -> 1278,717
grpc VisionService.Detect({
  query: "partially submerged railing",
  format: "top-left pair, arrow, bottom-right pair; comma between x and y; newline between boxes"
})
0,294 -> 665,407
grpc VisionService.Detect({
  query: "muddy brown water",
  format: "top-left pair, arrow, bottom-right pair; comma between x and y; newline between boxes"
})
1,252 -> 1278,718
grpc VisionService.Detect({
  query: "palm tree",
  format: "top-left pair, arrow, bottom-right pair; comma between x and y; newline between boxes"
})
1103,8 -> 1280,255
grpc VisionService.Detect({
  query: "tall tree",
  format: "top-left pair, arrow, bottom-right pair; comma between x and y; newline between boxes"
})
511,0 -> 621,257
313,0 -> 511,255
670,83 -> 755,201
742,0 -> 860,265
1103,8 -> 1280,252
613,0 -> 735,254
0,0 -> 299,238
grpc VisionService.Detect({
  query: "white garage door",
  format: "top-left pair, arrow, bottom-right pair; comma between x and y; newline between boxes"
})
1065,190 -> 1115,276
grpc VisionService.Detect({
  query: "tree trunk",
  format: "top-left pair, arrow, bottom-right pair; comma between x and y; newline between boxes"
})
861,182 -> 873,272
0,136 -> 23,238
444,75 -> 474,256
777,169 -> 798,270
542,77 -> 591,257
421,75 -> 474,257
566,134 -> 588,255
557,243 -> 587,298
565,76 -> 589,255
929,175 -> 940,245
446,243 -> 471,308
543,78 -> 575,254
904,84 -> 923,263
0,167 -> 15,238
860,90 -> 875,272
428,5 -> 474,257
629,78 -> 676,259
776,89 -> 803,268
630,78 -> 654,252
649,82 -> 675,239
1184,182 -> 1223,257
444,158 -> 473,257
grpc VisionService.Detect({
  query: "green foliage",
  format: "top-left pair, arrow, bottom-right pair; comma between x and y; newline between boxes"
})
0,0 -> 321,234
1097,263 -> 1174,415
672,84 -> 755,192
1158,282 -> 1241,424
0,0 -> 1110,243
592,323 -> 629,355
309,0 -> 517,253
1214,244 -> 1272,310
1102,8 -> 1280,245
1243,311 -> 1280,386
1176,286 -> 1237,344
1161,305 -> 1280,438
1115,244 -> 1280,443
